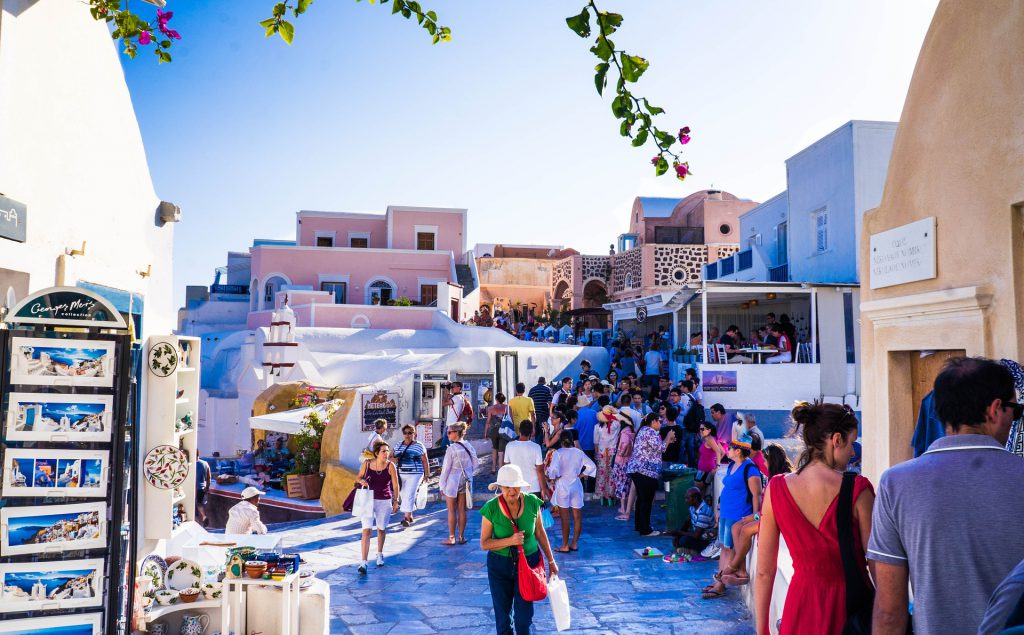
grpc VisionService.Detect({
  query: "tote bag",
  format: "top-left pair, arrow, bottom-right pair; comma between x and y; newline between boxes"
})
548,575 -> 571,631
351,488 -> 373,518
415,481 -> 429,510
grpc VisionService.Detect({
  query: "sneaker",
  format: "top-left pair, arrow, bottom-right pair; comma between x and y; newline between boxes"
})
641,530 -> 661,538
701,540 -> 722,560
376,553 -> 384,567
357,563 -> 367,575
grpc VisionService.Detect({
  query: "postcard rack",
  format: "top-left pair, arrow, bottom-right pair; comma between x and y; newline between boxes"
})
0,286 -> 135,635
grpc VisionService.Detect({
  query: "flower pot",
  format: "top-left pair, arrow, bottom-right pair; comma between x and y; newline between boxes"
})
285,473 -> 323,500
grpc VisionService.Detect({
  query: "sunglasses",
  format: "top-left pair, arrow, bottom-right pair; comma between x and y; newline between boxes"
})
1005,401 -> 1024,420
403,431 -> 414,435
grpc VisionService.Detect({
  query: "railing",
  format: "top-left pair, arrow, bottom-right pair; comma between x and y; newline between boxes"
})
768,263 -> 789,282
738,250 -> 753,271
654,226 -> 705,245
704,262 -> 718,280
210,284 -> 249,295
719,257 -> 735,277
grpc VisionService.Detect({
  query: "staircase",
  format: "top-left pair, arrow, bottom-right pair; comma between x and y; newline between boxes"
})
455,264 -> 477,295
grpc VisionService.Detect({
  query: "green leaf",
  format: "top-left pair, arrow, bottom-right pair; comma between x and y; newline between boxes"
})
279,20 -> 294,44
611,94 -> 630,119
426,21 -> 436,35
432,33 -> 440,44
621,55 -> 649,82
273,2 -> 287,18
619,119 -> 631,137
642,98 -> 664,115
656,130 -> 676,148
392,1 -> 402,14
597,11 -> 623,36
265,24 -> 277,37
295,0 -> 312,15
565,8 -> 591,38
590,37 -> 613,62
594,62 -> 609,96
427,10 -> 437,20
259,18 -> 276,28
655,156 -> 669,177
631,128 -> 649,147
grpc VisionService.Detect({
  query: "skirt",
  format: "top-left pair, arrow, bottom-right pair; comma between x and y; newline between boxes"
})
596,452 -> 617,498
398,472 -> 423,513
612,460 -> 631,498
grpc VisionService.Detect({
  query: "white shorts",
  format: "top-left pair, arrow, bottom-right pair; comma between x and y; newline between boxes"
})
398,473 -> 423,513
361,498 -> 393,530
551,478 -> 584,510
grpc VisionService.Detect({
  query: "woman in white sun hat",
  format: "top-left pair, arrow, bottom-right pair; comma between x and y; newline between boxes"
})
480,464 -> 558,635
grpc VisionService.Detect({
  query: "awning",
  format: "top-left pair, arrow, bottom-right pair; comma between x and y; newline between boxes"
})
249,400 -> 343,435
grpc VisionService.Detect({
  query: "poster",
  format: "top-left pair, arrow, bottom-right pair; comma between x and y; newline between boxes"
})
0,502 -> 107,556
0,558 -> 104,613
5,393 -> 113,442
8,337 -> 115,388
702,370 -> 738,392
361,391 -> 399,431
3,449 -> 109,498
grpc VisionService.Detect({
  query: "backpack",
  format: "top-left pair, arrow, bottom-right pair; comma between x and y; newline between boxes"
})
742,462 -> 767,506
682,394 -> 705,433
499,407 -> 518,440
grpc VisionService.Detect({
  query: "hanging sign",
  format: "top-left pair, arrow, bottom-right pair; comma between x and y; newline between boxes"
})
361,390 -> 399,431
636,306 -> 648,323
0,195 -> 27,243
6,286 -> 127,329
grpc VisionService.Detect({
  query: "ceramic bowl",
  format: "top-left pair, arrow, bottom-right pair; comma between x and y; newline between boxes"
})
178,588 -> 201,603
202,582 -> 223,600
244,561 -> 267,579
154,590 -> 178,606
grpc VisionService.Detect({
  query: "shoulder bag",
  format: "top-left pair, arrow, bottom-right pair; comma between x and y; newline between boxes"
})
456,442 -> 474,509
500,406 -> 518,440
497,495 -> 548,602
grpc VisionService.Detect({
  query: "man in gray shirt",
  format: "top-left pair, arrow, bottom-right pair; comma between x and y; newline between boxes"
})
869,357 -> 1024,634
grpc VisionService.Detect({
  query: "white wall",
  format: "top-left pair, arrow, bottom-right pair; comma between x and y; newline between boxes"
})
0,0 -> 174,337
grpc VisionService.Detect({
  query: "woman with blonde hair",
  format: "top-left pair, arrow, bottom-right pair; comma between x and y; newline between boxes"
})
439,421 -> 477,545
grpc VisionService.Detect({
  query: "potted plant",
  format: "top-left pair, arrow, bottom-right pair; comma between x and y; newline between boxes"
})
284,385 -> 338,500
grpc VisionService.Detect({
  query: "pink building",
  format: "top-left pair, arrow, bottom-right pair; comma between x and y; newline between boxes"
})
246,206 -> 477,329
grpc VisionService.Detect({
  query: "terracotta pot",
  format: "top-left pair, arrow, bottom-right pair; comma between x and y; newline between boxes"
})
244,561 -> 267,579
178,588 -> 200,603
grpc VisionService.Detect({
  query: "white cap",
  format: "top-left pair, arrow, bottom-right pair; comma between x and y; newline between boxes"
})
241,486 -> 265,499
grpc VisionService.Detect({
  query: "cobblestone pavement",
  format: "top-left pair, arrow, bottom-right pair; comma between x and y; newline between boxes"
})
275,477 -> 753,635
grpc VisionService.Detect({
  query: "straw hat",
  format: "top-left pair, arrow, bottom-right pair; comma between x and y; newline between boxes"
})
597,405 -> 619,424
487,464 -> 532,491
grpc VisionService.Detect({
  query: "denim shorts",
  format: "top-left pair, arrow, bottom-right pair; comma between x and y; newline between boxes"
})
718,517 -> 736,549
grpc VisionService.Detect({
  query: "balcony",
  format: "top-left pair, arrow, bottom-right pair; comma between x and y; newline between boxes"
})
719,257 -> 735,277
210,284 -> 249,295
737,250 -> 753,271
653,226 -> 705,245
704,262 -> 718,281
769,263 -> 789,282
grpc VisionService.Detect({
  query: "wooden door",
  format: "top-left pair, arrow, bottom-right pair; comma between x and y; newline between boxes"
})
897,349 -> 964,464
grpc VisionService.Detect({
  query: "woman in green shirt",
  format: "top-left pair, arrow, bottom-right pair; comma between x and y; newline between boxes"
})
480,464 -> 559,634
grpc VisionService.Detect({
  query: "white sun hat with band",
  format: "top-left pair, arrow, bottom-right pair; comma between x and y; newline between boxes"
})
487,464 -> 532,491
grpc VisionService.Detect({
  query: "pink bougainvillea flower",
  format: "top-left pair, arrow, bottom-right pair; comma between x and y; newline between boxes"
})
678,127 -> 691,145
651,155 -> 661,166
674,161 -> 690,181
138,31 -> 152,45
156,9 -> 182,40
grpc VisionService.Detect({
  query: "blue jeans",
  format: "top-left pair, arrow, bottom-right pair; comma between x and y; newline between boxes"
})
487,550 -> 539,634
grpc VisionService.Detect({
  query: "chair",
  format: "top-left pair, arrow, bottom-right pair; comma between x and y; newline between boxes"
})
715,343 -> 729,365
796,342 -> 812,363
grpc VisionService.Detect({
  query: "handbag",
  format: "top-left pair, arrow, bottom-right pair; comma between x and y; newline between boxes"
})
415,481 -> 428,510
455,442 -> 475,509
499,408 -> 518,440
497,495 -> 548,602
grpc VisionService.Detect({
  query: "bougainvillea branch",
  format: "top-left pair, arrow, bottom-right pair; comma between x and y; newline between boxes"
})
88,0 -> 179,63
566,1 -> 691,180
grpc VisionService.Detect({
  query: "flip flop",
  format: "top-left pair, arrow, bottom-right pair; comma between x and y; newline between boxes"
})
457,537 -> 468,545
702,588 -> 727,600
569,546 -> 578,552
554,547 -> 571,553
441,537 -> 456,546
614,515 -> 629,521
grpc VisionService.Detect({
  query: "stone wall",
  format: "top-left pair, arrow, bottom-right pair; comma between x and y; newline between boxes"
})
582,255 -> 612,283
652,245 -> 709,286
612,247 -> 643,292
552,257 -> 574,301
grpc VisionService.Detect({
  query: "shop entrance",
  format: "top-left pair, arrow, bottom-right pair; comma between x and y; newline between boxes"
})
891,349 -> 965,466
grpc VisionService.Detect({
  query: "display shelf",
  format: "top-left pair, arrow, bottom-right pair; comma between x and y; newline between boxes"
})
145,598 -> 220,622
175,427 -> 196,441
175,396 -> 190,405
177,367 -> 197,374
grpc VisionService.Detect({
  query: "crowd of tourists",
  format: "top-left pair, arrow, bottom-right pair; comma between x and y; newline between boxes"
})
348,353 -> 1024,635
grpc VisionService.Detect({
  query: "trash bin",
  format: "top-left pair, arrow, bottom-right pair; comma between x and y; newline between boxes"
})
662,466 -> 696,532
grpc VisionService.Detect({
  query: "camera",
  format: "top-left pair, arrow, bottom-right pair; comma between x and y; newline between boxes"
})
440,381 -> 459,391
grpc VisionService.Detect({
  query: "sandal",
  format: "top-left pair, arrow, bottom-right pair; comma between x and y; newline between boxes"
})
401,519 -> 411,527
441,536 -> 456,546
722,572 -> 751,586
702,588 -> 727,600
457,537 -> 467,545
614,514 -> 629,521
569,546 -> 578,552
554,547 -> 571,553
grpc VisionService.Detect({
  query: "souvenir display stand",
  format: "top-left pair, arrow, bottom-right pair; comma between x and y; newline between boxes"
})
0,287 -> 135,635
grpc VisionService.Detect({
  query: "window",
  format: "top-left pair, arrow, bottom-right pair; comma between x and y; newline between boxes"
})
812,210 -> 828,254
368,279 -> 395,304
776,222 -> 788,264
316,236 -> 333,247
747,233 -> 762,248
321,281 -> 347,304
416,232 -> 435,251
350,237 -> 368,248
420,284 -> 438,306
719,223 -> 732,236
624,273 -> 634,289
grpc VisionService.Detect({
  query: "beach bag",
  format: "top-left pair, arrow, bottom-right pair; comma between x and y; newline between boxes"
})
498,496 -> 548,602
499,407 -> 518,440
415,481 -> 429,510
351,487 -> 373,518
548,575 -> 571,631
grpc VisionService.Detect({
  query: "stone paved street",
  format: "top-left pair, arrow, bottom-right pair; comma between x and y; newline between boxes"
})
275,479 -> 753,634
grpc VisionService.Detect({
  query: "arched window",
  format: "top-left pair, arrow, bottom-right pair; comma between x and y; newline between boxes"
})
262,275 -> 288,310
624,273 -> 634,289
366,278 -> 396,305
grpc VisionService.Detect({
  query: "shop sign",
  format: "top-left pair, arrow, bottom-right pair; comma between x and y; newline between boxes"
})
0,195 -> 26,243
6,286 -> 127,329
361,390 -> 399,431
869,217 -> 937,289
636,306 -> 648,323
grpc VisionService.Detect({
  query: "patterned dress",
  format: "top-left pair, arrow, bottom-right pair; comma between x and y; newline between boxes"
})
611,425 -> 635,498
593,421 -> 621,498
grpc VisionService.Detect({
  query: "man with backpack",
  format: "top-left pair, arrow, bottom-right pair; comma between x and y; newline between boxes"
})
679,380 -> 705,467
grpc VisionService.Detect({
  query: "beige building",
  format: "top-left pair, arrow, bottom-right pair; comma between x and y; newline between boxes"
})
859,0 -> 1024,482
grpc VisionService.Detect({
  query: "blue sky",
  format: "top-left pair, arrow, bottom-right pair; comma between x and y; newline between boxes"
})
119,1 -> 939,307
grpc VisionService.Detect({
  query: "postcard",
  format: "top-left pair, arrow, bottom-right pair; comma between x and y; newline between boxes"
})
0,558 -> 104,613
0,502 -> 106,557
5,393 -> 113,442
9,337 -> 115,388
2,449 -> 108,498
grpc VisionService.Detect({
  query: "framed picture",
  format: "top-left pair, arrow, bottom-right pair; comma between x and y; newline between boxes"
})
5,393 -> 113,442
3,449 -> 109,498
0,502 -> 106,556
0,558 -> 104,613
0,612 -> 102,635
8,337 -> 115,388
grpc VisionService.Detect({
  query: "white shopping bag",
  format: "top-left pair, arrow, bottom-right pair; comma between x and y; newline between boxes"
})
351,488 -> 373,518
415,482 -> 428,510
548,574 -> 571,631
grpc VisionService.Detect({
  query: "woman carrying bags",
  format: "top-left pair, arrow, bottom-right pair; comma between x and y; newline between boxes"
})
440,421 -> 477,545
480,464 -> 559,635
354,441 -> 401,575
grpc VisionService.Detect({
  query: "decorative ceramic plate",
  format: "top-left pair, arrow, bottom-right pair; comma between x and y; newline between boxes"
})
140,554 -> 168,591
149,341 -> 178,377
144,445 -> 190,490
165,558 -> 202,590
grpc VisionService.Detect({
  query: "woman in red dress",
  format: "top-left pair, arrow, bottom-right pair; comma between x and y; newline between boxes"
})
754,402 -> 875,635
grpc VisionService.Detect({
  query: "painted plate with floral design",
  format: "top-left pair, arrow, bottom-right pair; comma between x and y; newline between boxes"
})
165,558 -> 202,590
144,444 -> 190,490
140,554 -> 168,592
149,341 -> 179,377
